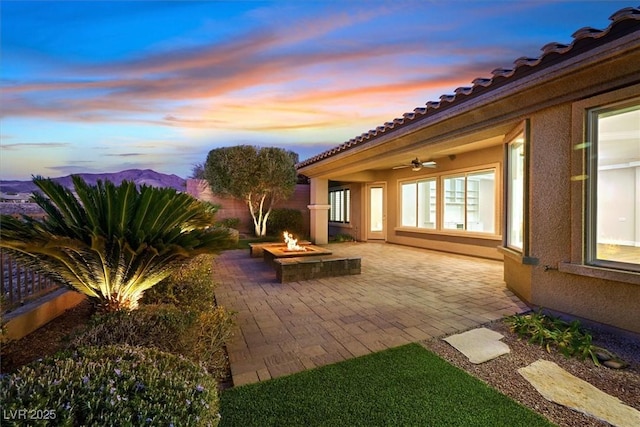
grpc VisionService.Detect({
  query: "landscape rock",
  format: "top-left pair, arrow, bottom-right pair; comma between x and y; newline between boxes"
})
518,359 -> 640,427
443,327 -> 510,364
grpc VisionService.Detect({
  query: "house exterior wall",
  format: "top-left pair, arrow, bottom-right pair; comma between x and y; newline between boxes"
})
528,105 -> 573,269
386,145 -> 503,260
534,273 -> 639,333
503,257 -> 532,302
327,146 -> 504,259
327,144 -> 505,259
520,86 -> 640,334
502,86 -> 640,334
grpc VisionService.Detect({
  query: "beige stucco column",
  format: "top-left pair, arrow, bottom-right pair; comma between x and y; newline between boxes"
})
307,178 -> 330,244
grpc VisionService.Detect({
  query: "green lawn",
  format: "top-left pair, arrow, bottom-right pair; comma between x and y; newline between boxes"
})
220,343 -> 555,427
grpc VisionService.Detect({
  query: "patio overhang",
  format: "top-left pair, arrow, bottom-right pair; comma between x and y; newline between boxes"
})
299,126 -> 509,182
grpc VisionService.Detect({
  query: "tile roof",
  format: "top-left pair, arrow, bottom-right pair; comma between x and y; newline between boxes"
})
297,6 -> 640,169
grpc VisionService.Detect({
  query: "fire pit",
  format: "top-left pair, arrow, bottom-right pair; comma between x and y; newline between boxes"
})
260,232 -> 360,283
262,232 -> 332,266
283,231 -> 307,252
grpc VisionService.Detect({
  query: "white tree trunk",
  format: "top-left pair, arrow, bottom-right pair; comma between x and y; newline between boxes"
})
260,209 -> 271,236
247,193 -> 261,237
248,193 -> 271,237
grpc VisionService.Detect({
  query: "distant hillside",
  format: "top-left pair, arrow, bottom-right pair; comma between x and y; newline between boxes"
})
0,169 -> 186,194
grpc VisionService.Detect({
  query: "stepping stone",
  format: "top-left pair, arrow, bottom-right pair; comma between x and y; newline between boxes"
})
443,327 -> 510,364
518,359 -> 640,427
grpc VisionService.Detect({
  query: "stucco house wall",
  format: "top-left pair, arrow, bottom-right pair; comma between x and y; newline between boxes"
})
501,85 -> 639,334
500,102 -> 639,333
495,86 -> 640,334
386,145 -> 504,260
528,104 -> 573,270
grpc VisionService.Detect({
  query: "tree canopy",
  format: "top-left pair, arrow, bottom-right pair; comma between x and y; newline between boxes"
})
204,145 -> 298,236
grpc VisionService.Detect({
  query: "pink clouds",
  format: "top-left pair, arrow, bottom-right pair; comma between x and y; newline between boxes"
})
1,7 -> 506,131
6,0 -> 618,180
0,142 -> 70,150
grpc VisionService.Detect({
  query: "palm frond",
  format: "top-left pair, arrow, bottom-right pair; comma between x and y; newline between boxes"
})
1,176 -> 232,311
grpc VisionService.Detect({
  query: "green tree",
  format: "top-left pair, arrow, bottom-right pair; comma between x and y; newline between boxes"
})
0,176 -> 232,312
204,145 -> 297,236
190,162 -> 206,179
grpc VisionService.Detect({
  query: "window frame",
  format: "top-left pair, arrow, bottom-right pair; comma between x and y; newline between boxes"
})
329,187 -> 350,224
504,121 -> 530,254
585,101 -> 640,273
442,169 -> 497,234
397,164 -> 499,237
400,177 -> 437,229
559,84 -> 640,285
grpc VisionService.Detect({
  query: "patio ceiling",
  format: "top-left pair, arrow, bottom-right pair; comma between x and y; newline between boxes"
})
301,120 -> 512,182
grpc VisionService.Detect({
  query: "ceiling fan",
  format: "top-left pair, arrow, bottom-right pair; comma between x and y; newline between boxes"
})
392,158 -> 437,171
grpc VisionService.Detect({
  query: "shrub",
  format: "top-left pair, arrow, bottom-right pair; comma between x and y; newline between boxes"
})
0,294 -> 10,345
70,305 -> 195,354
141,254 -> 216,313
267,208 -> 305,237
77,254 -> 235,377
505,310 -> 604,365
70,304 -> 234,378
217,217 -> 240,229
0,345 -> 220,426
184,307 -> 235,375
330,233 -> 355,242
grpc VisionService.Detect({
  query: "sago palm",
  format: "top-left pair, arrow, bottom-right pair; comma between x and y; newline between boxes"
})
0,176 -> 232,311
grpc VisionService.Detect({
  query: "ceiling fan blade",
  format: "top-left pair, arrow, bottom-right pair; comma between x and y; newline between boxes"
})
393,158 -> 436,170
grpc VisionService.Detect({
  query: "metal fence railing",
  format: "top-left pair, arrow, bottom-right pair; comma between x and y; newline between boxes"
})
1,250 -> 61,311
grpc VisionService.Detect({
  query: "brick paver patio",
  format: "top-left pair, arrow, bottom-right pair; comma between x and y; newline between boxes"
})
214,242 -> 529,386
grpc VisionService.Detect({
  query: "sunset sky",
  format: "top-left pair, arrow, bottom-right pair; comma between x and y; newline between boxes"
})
0,1 -> 632,180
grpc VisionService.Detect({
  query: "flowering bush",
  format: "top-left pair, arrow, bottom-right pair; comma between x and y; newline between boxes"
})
69,305 -> 195,353
1,345 -> 220,426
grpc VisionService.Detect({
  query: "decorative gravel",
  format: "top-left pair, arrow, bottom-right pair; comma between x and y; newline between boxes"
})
422,319 -> 640,427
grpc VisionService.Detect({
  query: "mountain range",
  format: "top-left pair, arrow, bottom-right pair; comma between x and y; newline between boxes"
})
0,169 -> 186,194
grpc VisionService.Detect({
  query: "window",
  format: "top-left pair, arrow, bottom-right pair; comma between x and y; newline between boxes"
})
586,102 -> 640,269
400,170 -> 496,233
401,182 -> 417,226
443,176 -> 465,230
443,170 -> 496,233
507,131 -> 526,250
401,179 -> 436,228
329,188 -> 350,223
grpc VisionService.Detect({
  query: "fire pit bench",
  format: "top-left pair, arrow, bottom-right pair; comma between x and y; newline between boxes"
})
274,256 -> 361,283
249,241 -> 311,258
